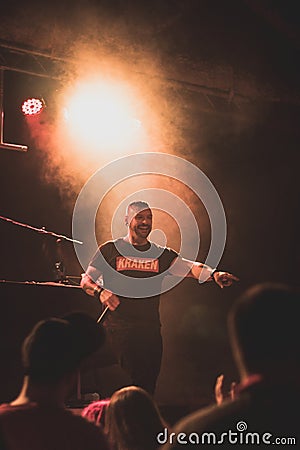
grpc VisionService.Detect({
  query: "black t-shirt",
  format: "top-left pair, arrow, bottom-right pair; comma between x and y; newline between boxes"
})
90,238 -> 178,328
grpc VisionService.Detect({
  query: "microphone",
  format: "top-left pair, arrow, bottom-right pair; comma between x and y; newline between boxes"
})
96,305 -> 110,323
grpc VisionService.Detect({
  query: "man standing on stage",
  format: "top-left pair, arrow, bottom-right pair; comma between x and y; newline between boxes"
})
81,201 -> 238,394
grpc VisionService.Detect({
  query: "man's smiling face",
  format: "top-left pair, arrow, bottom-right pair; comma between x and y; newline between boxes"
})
127,207 -> 153,242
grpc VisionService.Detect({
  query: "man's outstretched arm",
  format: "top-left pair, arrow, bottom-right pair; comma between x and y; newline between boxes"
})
168,257 -> 239,288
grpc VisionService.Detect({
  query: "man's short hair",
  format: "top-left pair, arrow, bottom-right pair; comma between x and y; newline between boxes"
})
126,201 -> 151,216
22,313 -> 105,383
229,283 -> 300,374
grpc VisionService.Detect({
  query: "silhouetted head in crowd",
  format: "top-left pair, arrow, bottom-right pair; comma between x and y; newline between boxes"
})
229,282 -> 300,381
105,386 -> 166,450
1,314 -> 110,450
22,312 -> 105,385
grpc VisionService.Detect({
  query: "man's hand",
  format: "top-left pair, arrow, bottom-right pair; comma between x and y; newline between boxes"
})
99,289 -> 120,311
213,271 -> 239,288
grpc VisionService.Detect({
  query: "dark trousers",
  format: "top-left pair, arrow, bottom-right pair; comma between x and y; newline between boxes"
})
105,325 -> 163,395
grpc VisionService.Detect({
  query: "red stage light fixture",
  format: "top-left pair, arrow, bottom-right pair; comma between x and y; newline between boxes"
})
21,97 -> 45,116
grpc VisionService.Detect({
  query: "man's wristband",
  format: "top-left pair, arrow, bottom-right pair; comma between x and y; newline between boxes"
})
210,268 -> 218,280
93,286 -> 103,299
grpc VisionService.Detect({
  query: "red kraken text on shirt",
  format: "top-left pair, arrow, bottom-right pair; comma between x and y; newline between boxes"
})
116,256 -> 159,272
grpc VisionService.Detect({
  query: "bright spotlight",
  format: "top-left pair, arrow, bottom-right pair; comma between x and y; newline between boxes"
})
63,80 -> 143,151
21,98 -> 45,116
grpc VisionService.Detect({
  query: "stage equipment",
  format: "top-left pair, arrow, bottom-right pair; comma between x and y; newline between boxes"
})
0,69 -> 27,152
21,97 -> 45,116
0,214 -> 83,284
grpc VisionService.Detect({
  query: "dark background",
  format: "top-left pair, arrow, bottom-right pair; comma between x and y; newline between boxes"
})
0,0 -> 299,411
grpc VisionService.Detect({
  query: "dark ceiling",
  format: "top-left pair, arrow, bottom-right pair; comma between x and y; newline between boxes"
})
1,0 -> 300,105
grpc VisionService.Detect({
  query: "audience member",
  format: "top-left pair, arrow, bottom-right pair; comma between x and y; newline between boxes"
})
214,374 -> 236,405
0,313 -> 110,450
105,386 -> 167,450
82,398 -> 111,427
161,283 -> 300,448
